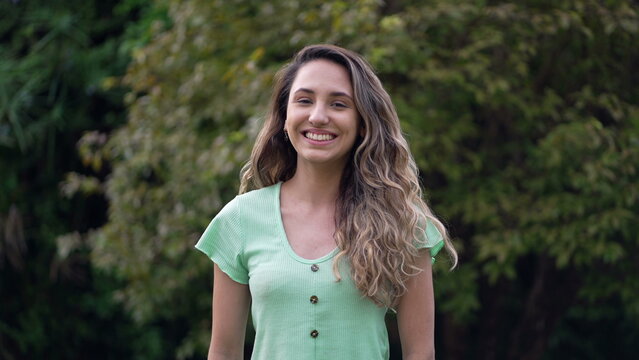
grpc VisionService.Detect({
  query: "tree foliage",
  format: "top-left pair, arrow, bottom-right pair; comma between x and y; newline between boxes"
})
0,0 -> 167,358
86,0 -> 638,359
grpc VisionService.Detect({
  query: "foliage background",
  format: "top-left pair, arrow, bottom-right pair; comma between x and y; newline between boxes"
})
1,0 -> 638,359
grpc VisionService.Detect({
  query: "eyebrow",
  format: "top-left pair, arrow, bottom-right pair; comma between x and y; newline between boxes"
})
293,87 -> 353,100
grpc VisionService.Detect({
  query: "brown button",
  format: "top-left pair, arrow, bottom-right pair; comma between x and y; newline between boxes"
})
310,330 -> 319,338
310,295 -> 318,304
311,264 -> 319,272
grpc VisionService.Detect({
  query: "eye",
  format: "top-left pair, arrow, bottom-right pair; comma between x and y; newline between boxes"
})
332,101 -> 349,108
296,97 -> 312,104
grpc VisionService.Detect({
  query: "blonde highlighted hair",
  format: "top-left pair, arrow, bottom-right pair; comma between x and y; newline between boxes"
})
240,44 -> 457,307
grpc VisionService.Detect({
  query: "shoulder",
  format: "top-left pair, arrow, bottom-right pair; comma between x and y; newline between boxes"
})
235,182 -> 280,205
230,183 -> 279,213
196,183 -> 280,254
217,183 -> 280,222
424,218 -> 443,247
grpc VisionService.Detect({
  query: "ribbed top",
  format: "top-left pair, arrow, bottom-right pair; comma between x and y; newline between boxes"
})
196,183 -> 443,360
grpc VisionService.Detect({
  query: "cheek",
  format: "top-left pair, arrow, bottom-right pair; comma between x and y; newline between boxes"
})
284,108 -> 294,129
287,108 -> 312,132
285,105 -> 300,124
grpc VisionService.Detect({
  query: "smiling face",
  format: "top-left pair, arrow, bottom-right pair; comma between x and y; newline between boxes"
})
284,59 -> 360,172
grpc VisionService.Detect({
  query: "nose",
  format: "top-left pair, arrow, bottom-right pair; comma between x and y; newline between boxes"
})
308,104 -> 329,125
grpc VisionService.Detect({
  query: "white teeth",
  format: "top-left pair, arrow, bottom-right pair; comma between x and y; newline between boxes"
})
305,132 -> 335,141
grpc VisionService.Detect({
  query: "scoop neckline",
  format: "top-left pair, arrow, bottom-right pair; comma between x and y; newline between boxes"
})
274,182 -> 339,264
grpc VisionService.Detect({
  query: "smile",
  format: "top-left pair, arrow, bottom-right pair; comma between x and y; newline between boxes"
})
304,131 -> 336,141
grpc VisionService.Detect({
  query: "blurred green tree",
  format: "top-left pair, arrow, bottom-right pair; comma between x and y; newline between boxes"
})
0,0 -> 169,358
84,0 -> 638,359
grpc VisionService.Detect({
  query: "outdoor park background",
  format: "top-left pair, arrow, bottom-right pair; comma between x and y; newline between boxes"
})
1,0 -> 638,359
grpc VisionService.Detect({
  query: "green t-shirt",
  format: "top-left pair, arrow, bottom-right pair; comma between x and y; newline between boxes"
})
195,182 -> 443,360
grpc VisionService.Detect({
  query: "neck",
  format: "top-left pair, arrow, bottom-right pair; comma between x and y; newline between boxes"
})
283,162 -> 345,207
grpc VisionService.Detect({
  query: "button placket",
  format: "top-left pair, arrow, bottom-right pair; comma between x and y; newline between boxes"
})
310,263 -> 319,341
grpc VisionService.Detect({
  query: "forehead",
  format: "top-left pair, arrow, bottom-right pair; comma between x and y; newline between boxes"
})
290,59 -> 353,95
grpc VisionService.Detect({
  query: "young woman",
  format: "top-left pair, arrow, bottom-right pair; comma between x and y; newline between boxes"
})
196,44 -> 457,360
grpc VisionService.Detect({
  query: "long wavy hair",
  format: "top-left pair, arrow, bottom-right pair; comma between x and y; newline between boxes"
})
240,44 -> 457,307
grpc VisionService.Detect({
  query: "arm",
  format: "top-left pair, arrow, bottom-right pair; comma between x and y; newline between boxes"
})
397,250 -> 436,360
208,264 -> 251,360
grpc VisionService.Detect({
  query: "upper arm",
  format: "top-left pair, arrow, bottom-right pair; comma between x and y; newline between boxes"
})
209,264 -> 251,360
396,250 -> 436,360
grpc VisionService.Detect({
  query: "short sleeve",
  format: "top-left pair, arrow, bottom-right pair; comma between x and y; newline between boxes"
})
195,198 -> 249,284
416,219 -> 445,263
